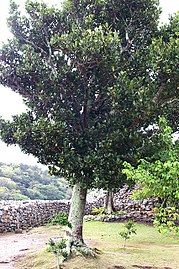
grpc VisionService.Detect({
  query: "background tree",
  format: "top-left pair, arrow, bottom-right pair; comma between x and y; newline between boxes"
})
0,162 -> 71,200
123,118 -> 179,234
0,0 -> 178,254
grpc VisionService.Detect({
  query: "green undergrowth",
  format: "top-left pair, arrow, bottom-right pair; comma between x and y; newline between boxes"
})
16,221 -> 179,269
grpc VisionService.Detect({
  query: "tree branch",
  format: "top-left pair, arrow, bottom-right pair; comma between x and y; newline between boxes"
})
152,84 -> 165,104
161,98 -> 179,107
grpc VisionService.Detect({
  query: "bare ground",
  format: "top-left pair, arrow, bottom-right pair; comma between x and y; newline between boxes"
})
0,227 -> 61,269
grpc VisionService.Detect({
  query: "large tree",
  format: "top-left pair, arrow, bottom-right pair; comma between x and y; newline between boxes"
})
0,0 -> 178,254
92,12 -> 179,213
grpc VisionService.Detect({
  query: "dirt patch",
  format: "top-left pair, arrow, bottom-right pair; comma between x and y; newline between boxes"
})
0,223 -> 178,269
0,228 -> 61,269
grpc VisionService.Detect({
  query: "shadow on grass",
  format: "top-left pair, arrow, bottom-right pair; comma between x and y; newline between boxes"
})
132,265 -> 172,269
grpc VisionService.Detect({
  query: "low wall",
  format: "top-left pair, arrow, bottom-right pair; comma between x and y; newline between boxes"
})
85,185 -> 156,223
0,186 -> 156,233
0,200 -> 70,233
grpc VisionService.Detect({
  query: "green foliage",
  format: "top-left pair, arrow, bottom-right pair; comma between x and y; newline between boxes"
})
119,220 -> 137,248
48,212 -> 72,228
0,0 -> 178,245
47,238 -> 68,269
123,118 -> 179,234
0,0 -> 167,192
0,162 -> 71,200
92,206 -> 104,215
154,207 -> 179,235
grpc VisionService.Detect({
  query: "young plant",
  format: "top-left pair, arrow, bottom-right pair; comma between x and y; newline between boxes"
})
47,238 -> 68,269
119,220 -> 137,248
92,206 -> 104,215
48,212 -> 72,228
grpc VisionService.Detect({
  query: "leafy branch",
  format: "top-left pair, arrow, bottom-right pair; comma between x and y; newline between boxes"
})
119,220 -> 137,248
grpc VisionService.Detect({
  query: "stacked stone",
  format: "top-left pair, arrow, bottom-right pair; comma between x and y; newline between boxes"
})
85,197 -> 104,215
85,185 -> 157,223
0,200 -> 70,233
113,185 -> 156,222
0,185 -> 158,233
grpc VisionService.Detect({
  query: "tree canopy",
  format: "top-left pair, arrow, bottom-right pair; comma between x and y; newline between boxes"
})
0,0 -> 178,251
0,0 -> 163,188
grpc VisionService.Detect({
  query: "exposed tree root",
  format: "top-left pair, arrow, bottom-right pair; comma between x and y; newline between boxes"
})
70,245 -> 101,258
66,239 -> 101,260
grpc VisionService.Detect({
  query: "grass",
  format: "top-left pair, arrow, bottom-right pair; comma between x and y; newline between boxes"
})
16,221 -> 179,269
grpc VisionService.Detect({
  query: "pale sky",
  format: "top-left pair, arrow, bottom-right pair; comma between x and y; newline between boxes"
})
0,0 -> 178,166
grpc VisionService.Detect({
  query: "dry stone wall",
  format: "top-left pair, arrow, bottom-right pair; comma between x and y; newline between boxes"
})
0,200 -> 70,233
0,185 -> 157,233
85,185 -> 156,223
114,185 -> 156,222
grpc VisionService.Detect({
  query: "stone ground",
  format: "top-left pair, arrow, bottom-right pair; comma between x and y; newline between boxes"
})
0,229 -> 61,269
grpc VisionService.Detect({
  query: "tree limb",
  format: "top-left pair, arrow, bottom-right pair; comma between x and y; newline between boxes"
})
152,84 -> 165,104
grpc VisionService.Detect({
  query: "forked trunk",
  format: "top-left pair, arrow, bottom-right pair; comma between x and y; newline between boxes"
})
103,190 -> 115,214
66,182 -> 87,255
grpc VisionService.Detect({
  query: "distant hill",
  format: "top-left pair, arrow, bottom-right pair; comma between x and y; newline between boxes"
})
0,162 -> 71,200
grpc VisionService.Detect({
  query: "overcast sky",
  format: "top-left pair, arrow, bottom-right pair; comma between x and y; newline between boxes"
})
0,0 -> 178,166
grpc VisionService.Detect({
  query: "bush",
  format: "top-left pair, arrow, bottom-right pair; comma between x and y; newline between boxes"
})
92,206 -> 104,214
48,212 -> 72,228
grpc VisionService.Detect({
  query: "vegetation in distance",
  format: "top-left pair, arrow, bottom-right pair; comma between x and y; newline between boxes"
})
0,162 -> 71,200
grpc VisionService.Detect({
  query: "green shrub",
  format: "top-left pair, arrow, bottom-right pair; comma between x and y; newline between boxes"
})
48,212 -> 72,228
92,206 -> 104,214
47,238 -> 68,269
154,207 -> 179,235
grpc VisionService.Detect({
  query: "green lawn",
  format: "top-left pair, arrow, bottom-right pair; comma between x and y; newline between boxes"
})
16,221 -> 179,269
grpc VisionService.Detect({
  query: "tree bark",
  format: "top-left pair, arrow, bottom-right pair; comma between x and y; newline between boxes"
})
103,190 -> 115,214
66,182 -> 87,255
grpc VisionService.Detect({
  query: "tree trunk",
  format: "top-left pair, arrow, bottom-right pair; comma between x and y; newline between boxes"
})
103,190 -> 115,214
66,182 -> 87,255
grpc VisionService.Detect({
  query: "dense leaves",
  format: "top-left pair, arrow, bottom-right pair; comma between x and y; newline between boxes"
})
49,212 -> 72,228
123,118 -> 179,233
0,0 -> 162,189
0,0 -> 178,192
0,162 -> 71,200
